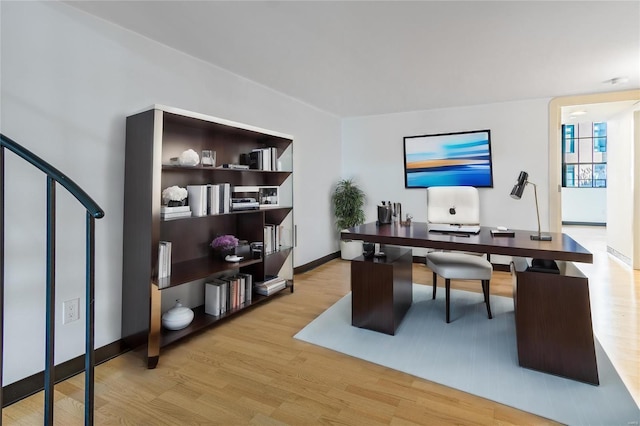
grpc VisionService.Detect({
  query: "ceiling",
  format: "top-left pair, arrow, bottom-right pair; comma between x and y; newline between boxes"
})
561,100 -> 640,125
65,1 -> 640,118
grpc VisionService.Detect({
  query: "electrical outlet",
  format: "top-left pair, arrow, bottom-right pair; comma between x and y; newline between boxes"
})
63,298 -> 80,324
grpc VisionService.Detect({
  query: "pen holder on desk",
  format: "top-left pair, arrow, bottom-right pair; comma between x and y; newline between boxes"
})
378,205 -> 392,224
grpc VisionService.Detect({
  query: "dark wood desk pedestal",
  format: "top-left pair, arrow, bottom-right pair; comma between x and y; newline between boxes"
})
351,246 -> 413,335
511,258 -> 599,385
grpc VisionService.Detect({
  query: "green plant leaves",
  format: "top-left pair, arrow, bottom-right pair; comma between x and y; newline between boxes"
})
332,179 -> 366,230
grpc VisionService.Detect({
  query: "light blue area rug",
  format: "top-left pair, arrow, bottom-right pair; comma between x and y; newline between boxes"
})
294,284 -> 640,425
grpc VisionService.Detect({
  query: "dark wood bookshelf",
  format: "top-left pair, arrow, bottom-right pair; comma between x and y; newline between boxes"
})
122,105 -> 294,368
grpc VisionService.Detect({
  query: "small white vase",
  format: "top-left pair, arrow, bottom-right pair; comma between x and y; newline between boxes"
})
162,300 -> 194,330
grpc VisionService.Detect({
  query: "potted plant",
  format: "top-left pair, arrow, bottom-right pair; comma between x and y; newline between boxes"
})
332,178 -> 366,260
210,234 -> 239,260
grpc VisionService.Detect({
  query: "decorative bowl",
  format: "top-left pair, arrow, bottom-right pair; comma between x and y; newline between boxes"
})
161,300 -> 194,330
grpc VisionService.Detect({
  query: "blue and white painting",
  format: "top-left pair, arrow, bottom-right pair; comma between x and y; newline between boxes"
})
404,130 -> 493,188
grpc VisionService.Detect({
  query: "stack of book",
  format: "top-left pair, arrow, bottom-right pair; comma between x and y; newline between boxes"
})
186,183 -> 231,217
264,224 -> 283,254
247,147 -> 278,171
255,275 -> 287,296
204,273 -> 253,316
161,205 -> 191,220
157,241 -> 172,288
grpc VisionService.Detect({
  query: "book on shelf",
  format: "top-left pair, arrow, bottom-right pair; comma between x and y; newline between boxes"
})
207,274 -> 254,313
220,164 -> 249,169
200,183 -> 231,215
255,275 -> 287,296
161,211 -> 192,220
248,150 -> 262,170
207,184 -> 220,215
157,241 -> 172,287
248,147 -> 277,171
237,272 -> 253,305
231,197 -> 260,211
221,183 -> 231,214
206,278 -> 229,315
160,205 -> 190,214
187,185 -> 208,217
227,274 -> 247,309
204,280 -> 223,316
223,275 -> 240,310
264,223 -> 283,254
269,147 -> 277,171
264,225 -> 273,254
261,148 -> 271,171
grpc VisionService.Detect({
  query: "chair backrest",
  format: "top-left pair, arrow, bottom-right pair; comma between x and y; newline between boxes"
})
427,186 -> 480,225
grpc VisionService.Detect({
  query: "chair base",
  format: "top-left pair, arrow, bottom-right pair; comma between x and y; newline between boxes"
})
432,272 -> 492,323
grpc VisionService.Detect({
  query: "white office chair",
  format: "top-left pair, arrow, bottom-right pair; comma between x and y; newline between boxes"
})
425,186 -> 493,323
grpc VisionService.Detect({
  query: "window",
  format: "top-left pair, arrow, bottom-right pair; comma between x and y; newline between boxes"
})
562,122 -> 607,188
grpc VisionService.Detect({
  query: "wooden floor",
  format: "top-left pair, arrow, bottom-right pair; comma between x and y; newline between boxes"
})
3,226 -> 638,424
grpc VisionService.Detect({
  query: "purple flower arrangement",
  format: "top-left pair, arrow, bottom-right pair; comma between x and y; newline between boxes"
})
210,234 -> 239,251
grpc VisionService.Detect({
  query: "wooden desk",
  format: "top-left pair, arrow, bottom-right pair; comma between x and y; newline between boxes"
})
342,222 -> 598,384
342,222 -> 592,263
351,246 -> 412,335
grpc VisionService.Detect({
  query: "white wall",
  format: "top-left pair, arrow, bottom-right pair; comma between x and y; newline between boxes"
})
342,99 -> 551,260
607,109 -> 635,262
561,188 -> 606,223
1,1 -> 341,385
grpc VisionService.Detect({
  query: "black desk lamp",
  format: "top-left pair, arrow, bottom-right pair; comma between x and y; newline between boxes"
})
510,171 -> 552,241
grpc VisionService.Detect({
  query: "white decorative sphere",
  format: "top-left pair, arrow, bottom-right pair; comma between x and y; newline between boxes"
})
162,300 -> 194,330
178,149 -> 200,166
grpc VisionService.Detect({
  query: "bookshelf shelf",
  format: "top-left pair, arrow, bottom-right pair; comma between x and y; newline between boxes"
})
159,295 -> 270,348
122,105 -> 294,368
155,256 -> 264,289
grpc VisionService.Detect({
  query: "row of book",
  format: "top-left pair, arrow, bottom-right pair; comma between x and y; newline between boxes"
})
205,273 -> 253,316
186,183 -> 231,217
264,224 -> 283,254
158,241 -> 172,280
243,147 -> 278,171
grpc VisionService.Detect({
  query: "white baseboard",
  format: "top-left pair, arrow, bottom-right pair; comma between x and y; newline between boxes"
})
607,246 -> 631,266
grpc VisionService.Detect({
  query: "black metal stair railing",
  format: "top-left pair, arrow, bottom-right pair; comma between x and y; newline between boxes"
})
0,133 -> 104,425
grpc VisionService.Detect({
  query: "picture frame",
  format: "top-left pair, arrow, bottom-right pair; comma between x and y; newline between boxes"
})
403,129 -> 494,188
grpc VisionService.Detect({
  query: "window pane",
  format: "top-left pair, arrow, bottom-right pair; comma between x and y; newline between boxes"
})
579,164 -> 592,187
579,122 -> 592,137
563,125 -> 575,153
579,139 -> 593,162
594,137 -> 607,152
565,164 -> 576,187
565,152 -> 578,163
594,163 -> 606,180
594,122 -> 607,137
564,138 -> 575,153
564,124 -> 575,138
